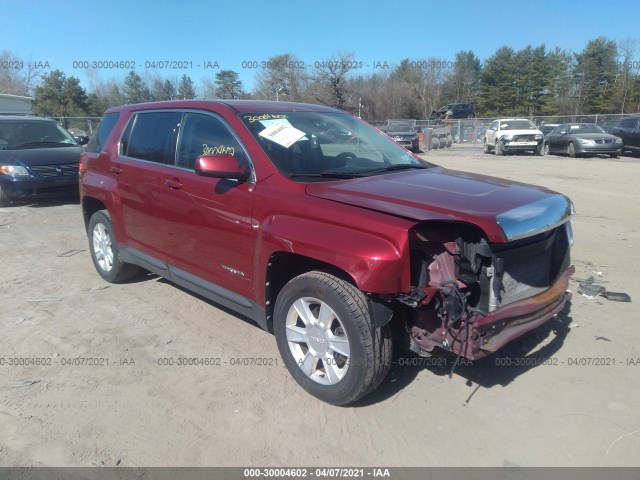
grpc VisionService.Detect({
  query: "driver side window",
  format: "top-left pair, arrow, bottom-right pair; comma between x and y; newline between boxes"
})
177,113 -> 247,170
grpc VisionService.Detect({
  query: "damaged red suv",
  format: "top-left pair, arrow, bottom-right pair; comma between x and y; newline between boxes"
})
80,100 -> 574,405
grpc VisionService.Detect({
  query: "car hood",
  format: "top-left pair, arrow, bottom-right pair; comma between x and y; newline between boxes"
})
387,128 -> 417,136
0,145 -> 84,166
571,133 -> 620,140
499,129 -> 542,137
305,167 -> 573,243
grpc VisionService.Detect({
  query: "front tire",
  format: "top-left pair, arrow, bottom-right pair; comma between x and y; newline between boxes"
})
88,210 -> 139,283
0,185 -> 11,207
483,139 -> 491,154
495,141 -> 506,156
274,271 -> 392,405
567,142 -> 576,158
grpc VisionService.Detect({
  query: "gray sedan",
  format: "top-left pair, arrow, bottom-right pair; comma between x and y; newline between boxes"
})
543,123 -> 623,158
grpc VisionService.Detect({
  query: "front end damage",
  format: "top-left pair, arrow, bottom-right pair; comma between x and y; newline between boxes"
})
395,215 -> 574,361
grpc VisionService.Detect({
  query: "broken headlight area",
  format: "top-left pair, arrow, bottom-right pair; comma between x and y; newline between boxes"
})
395,222 -> 573,361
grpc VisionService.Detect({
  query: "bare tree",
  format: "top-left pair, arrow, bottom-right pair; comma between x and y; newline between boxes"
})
252,53 -> 309,102
310,51 -> 358,110
0,50 -> 43,95
613,39 -> 638,114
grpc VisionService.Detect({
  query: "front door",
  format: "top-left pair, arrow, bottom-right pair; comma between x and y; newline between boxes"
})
158,112 -> 256,300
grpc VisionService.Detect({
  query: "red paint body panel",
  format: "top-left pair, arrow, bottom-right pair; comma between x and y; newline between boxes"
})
252,175 -> 414,304
307,167 -> 559,243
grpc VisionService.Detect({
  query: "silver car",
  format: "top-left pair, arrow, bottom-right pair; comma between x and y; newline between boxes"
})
543,123 -> 623,158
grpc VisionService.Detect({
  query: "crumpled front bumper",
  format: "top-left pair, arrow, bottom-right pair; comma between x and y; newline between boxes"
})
468,265 -> 574,359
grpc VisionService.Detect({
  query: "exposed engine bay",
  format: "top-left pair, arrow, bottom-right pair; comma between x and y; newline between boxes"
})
396,221 -> 573,361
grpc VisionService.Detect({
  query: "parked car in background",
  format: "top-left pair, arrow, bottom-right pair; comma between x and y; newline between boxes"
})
609,116 -> 640,154
429,103 -> 475,119
67,128 -> 90,145
543,123 -> 622,158
386,121 -> 420,152
539,124 -> 560,138
80,100 -> 575,405
0,116 -> 84,206
483,118 -> 544,155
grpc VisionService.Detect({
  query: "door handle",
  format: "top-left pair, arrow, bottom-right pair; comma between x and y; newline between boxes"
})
163,179 -> 183,189
110,165 -> 123,174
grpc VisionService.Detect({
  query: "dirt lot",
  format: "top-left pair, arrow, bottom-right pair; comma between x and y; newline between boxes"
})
1,145 -> 639,468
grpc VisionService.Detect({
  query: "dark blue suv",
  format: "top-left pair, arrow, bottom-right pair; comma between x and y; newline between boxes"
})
0,116 -> 86,206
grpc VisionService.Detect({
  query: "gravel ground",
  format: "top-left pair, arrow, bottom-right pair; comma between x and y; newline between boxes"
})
0,144 -> 638,467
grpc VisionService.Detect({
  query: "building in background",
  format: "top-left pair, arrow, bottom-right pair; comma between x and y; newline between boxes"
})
0,94 -> 34,115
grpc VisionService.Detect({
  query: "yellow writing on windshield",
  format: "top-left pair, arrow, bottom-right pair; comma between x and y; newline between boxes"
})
245,114 -> 288,123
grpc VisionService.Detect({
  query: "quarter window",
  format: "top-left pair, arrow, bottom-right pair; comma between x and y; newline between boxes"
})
86,113 -> 119,153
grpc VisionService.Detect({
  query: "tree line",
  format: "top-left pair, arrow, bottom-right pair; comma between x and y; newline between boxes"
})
1,36 -> 639,121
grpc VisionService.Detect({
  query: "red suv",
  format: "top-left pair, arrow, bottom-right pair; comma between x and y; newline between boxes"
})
80,100 -> 575,405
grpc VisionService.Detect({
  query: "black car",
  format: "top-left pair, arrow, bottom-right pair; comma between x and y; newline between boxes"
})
385,121 -> 420,152
0,116 -> 87,206
609,116 -> 640,154
543,123 -> 623,158
67,128 -> 90,145
430,103 -> 475,119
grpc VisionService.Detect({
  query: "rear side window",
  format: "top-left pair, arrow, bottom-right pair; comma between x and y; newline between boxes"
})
86,113 -> 119,153
121,112 -> 181,164
619,118 -> 639,129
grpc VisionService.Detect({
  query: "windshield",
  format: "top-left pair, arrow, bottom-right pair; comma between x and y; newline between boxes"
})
0,120 -> 77,149
387,122 -> 414,133
501,120 -> 537,130
240,111 -> 429,181
567,124 -> 606,134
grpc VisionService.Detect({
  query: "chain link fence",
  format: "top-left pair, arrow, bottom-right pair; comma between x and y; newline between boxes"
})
48,117 -> 103,134
414,113 -> 639,147
47,113 -> 638,149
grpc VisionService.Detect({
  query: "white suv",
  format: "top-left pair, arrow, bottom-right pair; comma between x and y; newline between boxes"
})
484,118 -> 543,156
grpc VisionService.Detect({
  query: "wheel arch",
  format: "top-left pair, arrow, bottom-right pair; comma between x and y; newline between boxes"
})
82,196 -> 107,231
265,252 -> 358,332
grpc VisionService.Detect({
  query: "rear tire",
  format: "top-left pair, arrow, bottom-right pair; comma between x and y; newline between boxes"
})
88,210 -> 139,283
274,271 -> 392,406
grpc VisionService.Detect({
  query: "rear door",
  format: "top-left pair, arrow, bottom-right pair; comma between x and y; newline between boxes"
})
157,111 -> 257,300
112,111 -> 181,266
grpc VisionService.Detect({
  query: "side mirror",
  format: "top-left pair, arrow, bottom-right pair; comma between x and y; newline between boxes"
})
77,136 -> 89,146
195,154 -> 250,181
